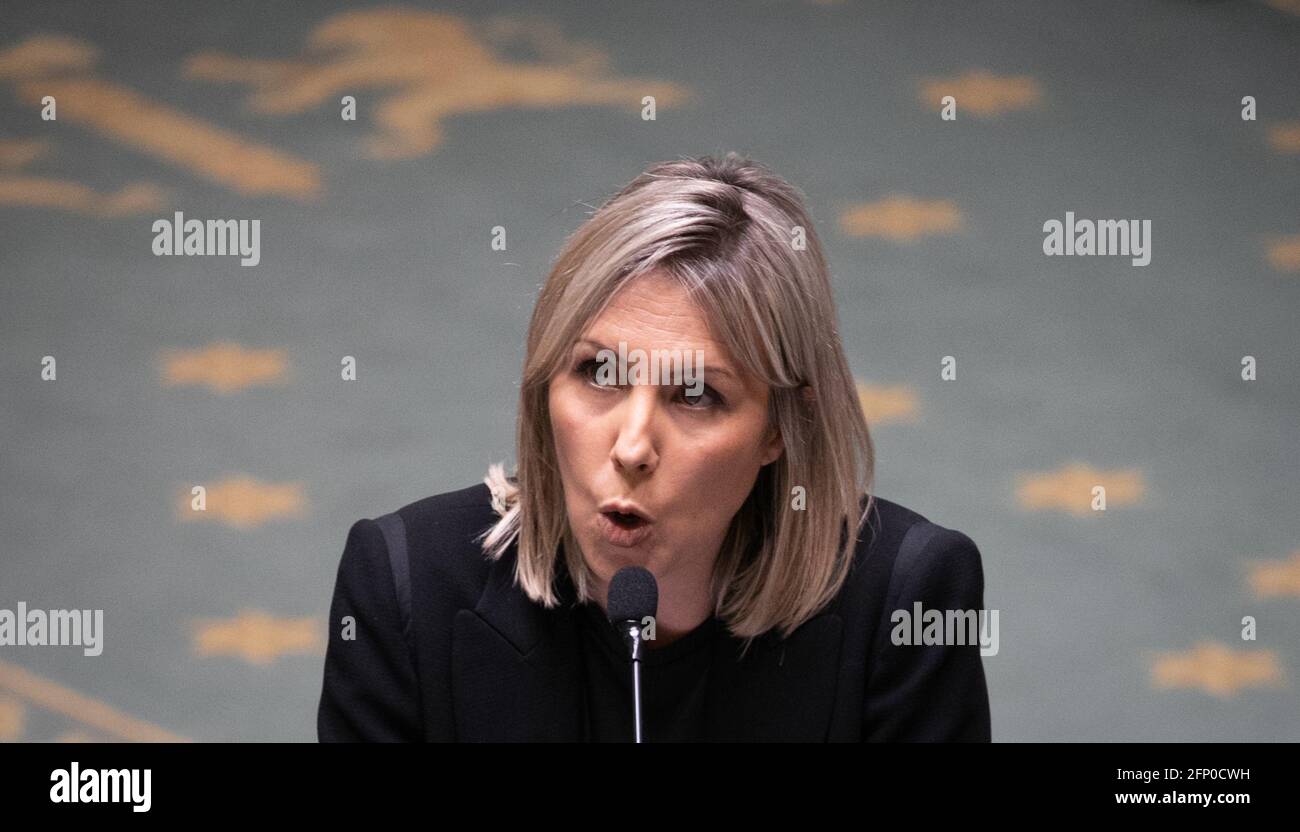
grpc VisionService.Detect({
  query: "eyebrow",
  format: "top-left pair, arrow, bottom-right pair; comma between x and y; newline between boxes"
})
574,339 -> 739,382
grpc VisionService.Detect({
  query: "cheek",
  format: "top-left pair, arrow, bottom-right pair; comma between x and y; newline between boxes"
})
673,418 -> 770,505
548,382 -> 603,468
548,387 -> 577,464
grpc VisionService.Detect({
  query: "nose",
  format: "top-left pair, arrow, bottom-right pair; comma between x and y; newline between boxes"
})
609,386 -> 659,475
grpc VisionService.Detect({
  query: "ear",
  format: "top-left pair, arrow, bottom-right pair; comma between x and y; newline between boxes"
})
760,423 -> 784,466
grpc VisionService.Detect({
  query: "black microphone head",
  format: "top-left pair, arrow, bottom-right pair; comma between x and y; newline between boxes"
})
607,566 -> 658,624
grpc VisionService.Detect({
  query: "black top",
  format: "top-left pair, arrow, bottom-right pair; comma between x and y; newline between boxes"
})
317,482 -> 992,741
574,600 -> 723,742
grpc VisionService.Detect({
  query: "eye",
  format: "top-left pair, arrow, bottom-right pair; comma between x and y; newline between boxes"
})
574,357 -> 725,409
575,358 -> 614,388
677,384 -> 724,409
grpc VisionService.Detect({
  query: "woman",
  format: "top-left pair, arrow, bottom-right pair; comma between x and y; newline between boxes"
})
317,154 -> 991,742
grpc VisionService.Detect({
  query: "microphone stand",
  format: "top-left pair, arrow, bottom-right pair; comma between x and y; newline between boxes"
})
621,619 -> 645,743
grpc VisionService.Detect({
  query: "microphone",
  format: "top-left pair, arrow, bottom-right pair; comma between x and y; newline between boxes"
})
607,566 -> 658,743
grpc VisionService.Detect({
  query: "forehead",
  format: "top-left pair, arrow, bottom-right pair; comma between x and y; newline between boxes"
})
583,273 -> 720,350
575,272 -> 770,395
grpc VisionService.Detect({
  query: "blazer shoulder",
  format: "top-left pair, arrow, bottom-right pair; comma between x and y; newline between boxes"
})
381,482 -> 502,599
861,494 -> 978,553
387,482 -> 499,536
849,495 -> 984,602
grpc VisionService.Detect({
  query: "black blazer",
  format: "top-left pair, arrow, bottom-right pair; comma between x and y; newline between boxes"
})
317,483 -> 991,742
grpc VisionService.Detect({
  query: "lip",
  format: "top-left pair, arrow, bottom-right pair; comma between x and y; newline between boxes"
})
597,510 -> 654,548
597,499 -> 655,523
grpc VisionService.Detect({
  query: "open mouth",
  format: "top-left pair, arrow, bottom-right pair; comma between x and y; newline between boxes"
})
603,510 -> 646,529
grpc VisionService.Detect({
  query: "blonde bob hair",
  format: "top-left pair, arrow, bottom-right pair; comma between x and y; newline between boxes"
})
478,152 -> 874,644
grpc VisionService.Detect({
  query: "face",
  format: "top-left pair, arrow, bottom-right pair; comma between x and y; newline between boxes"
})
547,271 -> 784,604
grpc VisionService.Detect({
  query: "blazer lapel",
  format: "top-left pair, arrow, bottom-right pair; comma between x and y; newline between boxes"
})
451,551 -> 585,742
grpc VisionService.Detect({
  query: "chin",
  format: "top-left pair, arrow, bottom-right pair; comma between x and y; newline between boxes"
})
579,527 -> 656,569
